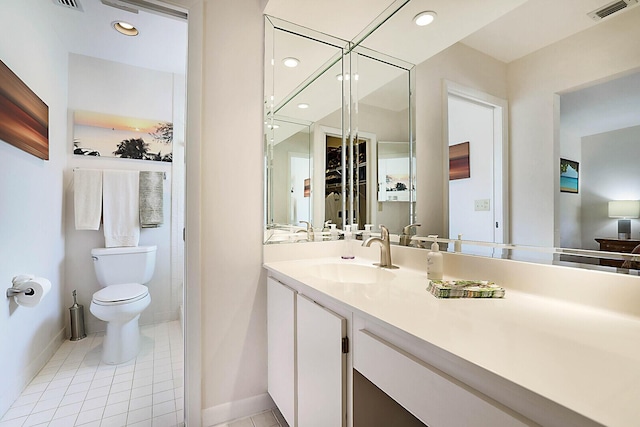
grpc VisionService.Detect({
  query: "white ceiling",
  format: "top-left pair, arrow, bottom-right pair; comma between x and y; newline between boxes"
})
47,0 -> 187,74
265,0 -> 640,139
46,0 -> 640,139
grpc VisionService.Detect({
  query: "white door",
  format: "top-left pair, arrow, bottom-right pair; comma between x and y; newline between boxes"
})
446,82 -> 508,256
267,278 -> 296,427
296,294 -> 347,427
289,153 -> 311,224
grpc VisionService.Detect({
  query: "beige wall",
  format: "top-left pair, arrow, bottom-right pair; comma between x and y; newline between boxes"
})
414,43 -> 509,236
197,0 -> 269,422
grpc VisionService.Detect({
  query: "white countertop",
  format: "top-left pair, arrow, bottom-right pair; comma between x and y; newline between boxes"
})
264,256 -> 640,427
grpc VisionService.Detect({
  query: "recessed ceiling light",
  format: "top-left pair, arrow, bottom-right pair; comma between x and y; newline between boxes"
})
297,103 -> 309,109
413,11 -> 437,26
282,57 -> 300,68
112,21 -> 139,36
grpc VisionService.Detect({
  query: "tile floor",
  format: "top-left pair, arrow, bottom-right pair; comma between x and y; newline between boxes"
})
213,409 -> 286,427
0,321 -> 184,427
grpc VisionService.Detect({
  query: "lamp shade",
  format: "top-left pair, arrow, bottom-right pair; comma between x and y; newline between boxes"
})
608,200 -> 640,218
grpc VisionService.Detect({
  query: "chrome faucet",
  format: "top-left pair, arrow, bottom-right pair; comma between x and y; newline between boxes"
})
399,222 -> 421,246
362,225 -> 398,269
298,221 -> 314,241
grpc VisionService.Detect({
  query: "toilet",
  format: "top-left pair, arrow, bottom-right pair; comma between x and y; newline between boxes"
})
89,245 -> 157,364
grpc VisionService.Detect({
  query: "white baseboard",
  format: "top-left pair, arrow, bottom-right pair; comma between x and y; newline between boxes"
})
201,393 -> 275,426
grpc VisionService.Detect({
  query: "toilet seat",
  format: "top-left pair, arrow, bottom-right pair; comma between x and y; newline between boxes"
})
92,283 -> 149,306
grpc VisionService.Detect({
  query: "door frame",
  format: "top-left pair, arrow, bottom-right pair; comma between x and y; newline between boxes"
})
442,80 -> 509,245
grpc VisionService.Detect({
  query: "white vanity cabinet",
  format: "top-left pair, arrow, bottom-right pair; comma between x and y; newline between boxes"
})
267,277 -> 348,427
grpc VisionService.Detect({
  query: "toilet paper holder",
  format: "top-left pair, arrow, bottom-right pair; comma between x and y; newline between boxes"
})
6,287 -> 35,298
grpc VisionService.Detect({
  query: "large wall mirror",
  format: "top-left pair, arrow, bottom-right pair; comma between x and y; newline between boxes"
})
264,0 -> 640,274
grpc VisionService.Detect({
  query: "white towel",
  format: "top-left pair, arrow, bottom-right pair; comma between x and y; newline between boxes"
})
74,169 -> 103,230
103,170 -> 140,247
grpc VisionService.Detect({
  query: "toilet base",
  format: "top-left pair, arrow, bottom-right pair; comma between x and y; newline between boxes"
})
102,314 -> 141,364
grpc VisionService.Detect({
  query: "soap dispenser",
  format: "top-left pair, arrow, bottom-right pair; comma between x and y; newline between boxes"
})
341,225 -> 355,259
454,234 -> 463,253
427,235 -> 443,280
362,224 -> 373,241
329,223 -> 339,241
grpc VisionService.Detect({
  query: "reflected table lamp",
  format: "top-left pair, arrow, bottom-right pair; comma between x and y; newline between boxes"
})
608,200 -> 640,239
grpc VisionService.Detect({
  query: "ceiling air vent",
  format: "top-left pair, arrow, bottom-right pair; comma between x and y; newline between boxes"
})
588,0 -> 638,21
52,0 -> 83,12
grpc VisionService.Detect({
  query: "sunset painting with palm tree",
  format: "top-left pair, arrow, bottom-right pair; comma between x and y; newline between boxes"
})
73,110 -> 173,162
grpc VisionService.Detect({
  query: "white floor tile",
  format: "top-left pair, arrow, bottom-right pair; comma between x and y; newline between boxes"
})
126,419 -> 152,427
52,401 -> 82,419
2,321 -> 185,427
130,385 -> 153,400
31,396 -> 63,414
151,390 -> 173,406
106,390 -> 131,406
151,411 -> 177,427
127,406 -> 152,425
103,401 -> 130,419
1,404 -> 34,422
100,412 -> 128,427
0,416 -> 28,427
10,392 -> 41,408
75,407 -> 105,425
82,395 -> 108,412
60,390 -> 88,406
129,395 -> 152,412
251,411 -> 279,427
39,388 -> 66,402
49,414 -> 79,427
152,400 -> 174,418
86,385 -> 111,400
22,408 -> 55,427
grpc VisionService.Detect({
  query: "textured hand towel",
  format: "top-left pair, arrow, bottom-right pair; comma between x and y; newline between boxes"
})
74,169 -> 103,230
103,170 -> 140,247
139,171 -> 164,228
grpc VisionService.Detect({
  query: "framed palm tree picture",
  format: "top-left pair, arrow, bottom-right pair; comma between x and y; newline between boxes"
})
73,110 -> 173,162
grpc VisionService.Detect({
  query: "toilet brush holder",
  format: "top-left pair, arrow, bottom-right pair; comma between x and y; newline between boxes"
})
69,290 -> 87,341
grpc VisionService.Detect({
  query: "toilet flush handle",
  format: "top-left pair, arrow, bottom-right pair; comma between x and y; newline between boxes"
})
92,256 -> 98,261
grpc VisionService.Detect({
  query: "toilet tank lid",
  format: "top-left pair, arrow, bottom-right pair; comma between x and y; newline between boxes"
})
91,245 -> 157,256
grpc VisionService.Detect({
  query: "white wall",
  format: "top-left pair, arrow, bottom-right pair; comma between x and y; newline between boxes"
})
199,0 -> 271,423
0,0 -> 68,416
508,5 -> 640,248
65,54 -> 180,333
558,128 -> 582,248
580,125 -> 640,249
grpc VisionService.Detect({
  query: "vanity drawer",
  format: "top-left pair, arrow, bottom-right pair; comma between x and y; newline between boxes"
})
353,329 -> 531,427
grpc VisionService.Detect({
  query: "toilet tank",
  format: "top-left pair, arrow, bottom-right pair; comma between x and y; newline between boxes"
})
91,245 -> 157,287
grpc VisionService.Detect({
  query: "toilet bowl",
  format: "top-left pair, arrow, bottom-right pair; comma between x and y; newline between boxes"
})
89,246 -> 156,364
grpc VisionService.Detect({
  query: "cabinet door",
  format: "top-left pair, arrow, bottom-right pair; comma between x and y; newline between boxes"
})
297,294 -> 347,427
267,278 -> 296,427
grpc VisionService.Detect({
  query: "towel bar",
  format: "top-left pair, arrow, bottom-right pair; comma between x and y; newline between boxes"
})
73,168 -> 167,180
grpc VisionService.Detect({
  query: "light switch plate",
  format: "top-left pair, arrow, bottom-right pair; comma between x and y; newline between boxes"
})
474,199 -> 490,211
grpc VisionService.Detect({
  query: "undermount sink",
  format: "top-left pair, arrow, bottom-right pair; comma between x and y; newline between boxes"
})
307,262 -> 396,284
